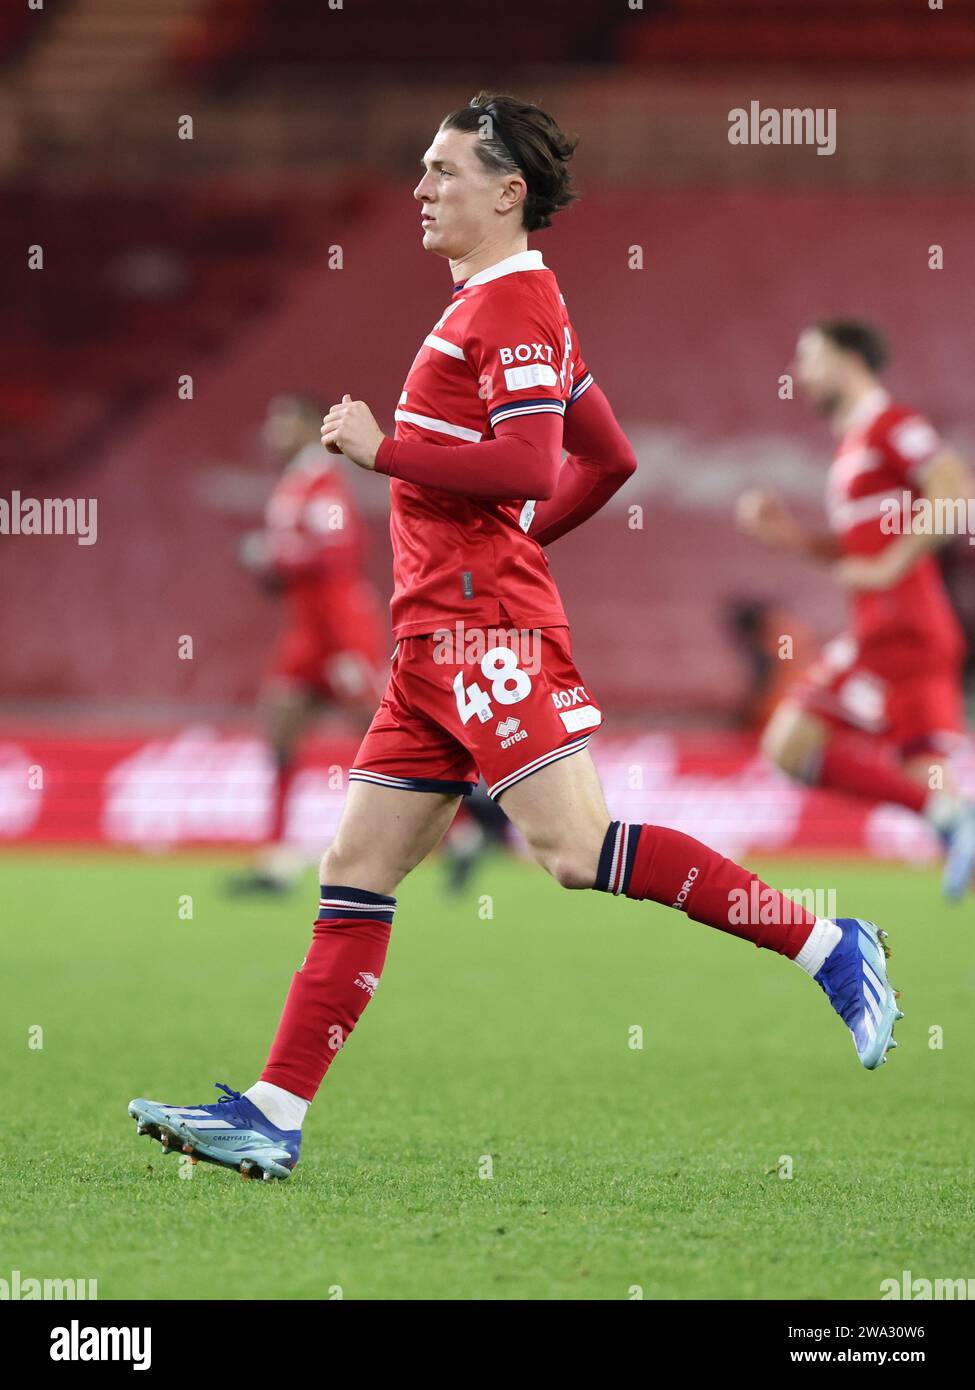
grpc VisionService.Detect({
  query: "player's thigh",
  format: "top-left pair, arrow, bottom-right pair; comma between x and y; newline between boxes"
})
500,747 -> 611,889
322,778 -> 461,896
760,700 -> 830,778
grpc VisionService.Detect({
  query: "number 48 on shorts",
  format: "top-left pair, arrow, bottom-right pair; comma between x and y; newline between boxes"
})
453,646 -> 532,725
350,626 -> 603,801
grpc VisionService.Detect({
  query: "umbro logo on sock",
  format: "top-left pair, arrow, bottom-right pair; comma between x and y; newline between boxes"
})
354,971 -> 380,996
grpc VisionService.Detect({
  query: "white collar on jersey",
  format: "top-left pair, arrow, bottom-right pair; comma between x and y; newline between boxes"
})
461,248 -> 546,289
840,386 -> 891,436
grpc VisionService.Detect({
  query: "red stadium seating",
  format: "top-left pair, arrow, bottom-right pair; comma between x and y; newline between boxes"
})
620,0 -> 975,65
3,182 -> 973,719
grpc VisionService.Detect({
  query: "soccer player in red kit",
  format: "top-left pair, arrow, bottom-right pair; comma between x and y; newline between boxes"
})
231,394 -> 385,894
737,321 -> 975,900
129,98 -> 903,1179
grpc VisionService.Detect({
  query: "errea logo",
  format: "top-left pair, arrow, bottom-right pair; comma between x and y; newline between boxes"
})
354,971 -> 380,996
495,716 -> 528,750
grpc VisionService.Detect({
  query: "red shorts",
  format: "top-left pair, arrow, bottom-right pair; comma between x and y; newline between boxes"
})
268,626 -> 383,703
792,633 -> 964,757
350,625 -> 602,800
267,577 -> 385,703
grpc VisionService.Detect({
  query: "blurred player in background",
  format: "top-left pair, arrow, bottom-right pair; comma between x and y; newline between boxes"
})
725,596 -> 814,730
131,99 -> 907,1182
230,394 -> 385,894
738,321 -> 975,899
440,779 -> 511,894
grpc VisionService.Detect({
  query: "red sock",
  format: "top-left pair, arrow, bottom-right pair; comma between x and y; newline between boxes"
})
268,758 -> 298,843
815,732 -> 928,814
260,886 -> 395,1101
596,822 -> 815,957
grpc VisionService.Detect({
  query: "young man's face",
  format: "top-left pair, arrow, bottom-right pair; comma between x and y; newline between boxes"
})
413,125 -> 522,260
794,329 -> 856,417
263,399 -> 310,458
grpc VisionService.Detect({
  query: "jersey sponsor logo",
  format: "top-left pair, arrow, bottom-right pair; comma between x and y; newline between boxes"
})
499,343 -> 556,365
558,704 -> 602,734
552,685 -> 589,708
672,866 -> 699,911
503,363 -> 558,391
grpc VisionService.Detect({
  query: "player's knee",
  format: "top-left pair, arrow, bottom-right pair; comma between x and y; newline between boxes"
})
319,842 -> 405,897
760,710 -> 821,781
551,853 -> 596,890
319,844 -> 366,886
526,841 -> 596,890
319,846 -> 340,883
759,719 -> 791,771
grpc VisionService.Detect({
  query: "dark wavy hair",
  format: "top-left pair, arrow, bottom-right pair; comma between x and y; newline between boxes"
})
812,319 -> 889,374
440,92 -> 579,233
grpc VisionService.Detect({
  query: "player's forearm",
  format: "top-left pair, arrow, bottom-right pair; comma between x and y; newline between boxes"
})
796,532 -> 842,562
530,383 -> 637,545
530,454 -> 633,546
373,414 -> 562,500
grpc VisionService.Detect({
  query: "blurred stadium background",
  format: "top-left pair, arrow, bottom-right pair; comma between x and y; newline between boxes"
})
3,0 -> 975,862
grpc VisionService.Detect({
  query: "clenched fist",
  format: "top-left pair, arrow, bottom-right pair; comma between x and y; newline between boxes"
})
320,394 -> 386,470
735,488 -> 801,549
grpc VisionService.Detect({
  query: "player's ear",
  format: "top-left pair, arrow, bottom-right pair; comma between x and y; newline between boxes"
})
498,174 -> 527,218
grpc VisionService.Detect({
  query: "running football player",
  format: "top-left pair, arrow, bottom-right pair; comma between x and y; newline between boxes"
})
737,321 -> 975,900
130,97 -> 902,1180
229,394 -> 385,893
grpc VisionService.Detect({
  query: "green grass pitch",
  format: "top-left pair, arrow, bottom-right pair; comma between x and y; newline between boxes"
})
1,849 -> 972,1300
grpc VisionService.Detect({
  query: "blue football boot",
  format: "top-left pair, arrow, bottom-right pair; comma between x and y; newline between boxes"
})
128,1082 -> 300,1180
814,919 -> 903,1070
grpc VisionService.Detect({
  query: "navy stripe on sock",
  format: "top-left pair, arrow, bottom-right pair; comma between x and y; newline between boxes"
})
619,824 -> 641,894
595,821 -> 621,893
317,883 -> 397,925
594,822 -> 642,895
